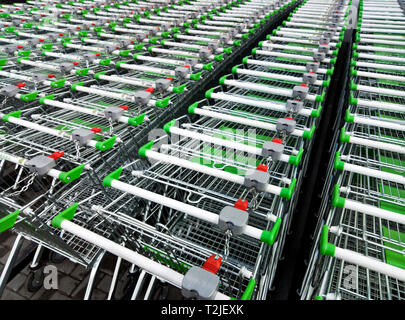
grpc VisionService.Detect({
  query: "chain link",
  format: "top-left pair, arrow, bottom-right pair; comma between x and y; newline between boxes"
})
74,141 -> 81,160
108,117 -> 114,136
223,229 -> 232,261
3,172 -> 37,197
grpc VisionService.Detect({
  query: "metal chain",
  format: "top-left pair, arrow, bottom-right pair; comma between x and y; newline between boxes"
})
108,117 -> 114,136
74,141 -> 81,160
249,187 -> 260,211
3,172 -> 37,197
223,229 -> 232,261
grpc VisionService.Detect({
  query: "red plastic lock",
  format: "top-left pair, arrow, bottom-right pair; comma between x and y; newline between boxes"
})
285,117 -> 294,120
272,138 -> 283,144
48,74 -> 55,78
76,26 -> 80,30
48,151 -> 64,160
59,33 -> 64,36
120,105 -> 129,110
234,199 -> 248,211
91,128 -> 102,133
72,62 -> 79,66
166,77 -> 173,81
16,83 -> 26,89
39,39 -> 44,42
202,254 -> 222,275
256,164 -> 268,172
3,24 -> 9,27
130,40 -> 134,44
145,87 -> 154,93
41,14 -> 45,17
95,53 -> 101,56
21,19 -> 26,22
184,65 -> 190,69
300,83 -> 307,87
116,46 -> 120,49
17,45 -> 23,49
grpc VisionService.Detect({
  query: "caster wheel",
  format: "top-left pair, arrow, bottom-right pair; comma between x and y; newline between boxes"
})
48,251 -> 66,264
25,269 -> 44,293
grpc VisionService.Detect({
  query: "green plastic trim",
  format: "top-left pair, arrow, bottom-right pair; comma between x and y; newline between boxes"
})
345,109 -> 355,123
350,68 -> 357,76
231,65 -> 238,74
51,203 -> 78,229
214,54 -> 224,61
349,93 -> 358,105
119,50 -> 131,57
138,141 -> 155,157
161,31 -> 170,38
326,67 -> 334,76
163,119 -> 176,134
155,97 -> 170,108
260,217 -> 282,245
240,278 -> 256,300
0,210 -> 20,233
251,48 -> 257,55
189,72 -> 202,81
350,80 -> 358,91
340,128 -> 350,143
18,50 -> 31,57
311,106 -> 322,118
223,47 -> 232,54
71,82 -> 83,91
39,94 -> 54,104
320,225 -> 336,257
330,58 -> 337,64
288,148 -> 304,166
303,125 -> 316,140
94,71 -> 106,80
188,102 -> 198,114
315,296 -> 323,300
148,37 -> 158,44
20,91 -> 38,102
242,56 -> 248,64
280,178 -> 296,200
205,88 -> 214,99
233,40 -> 241,46
242,33 -> 249,39
41,43 -> 53,50
202,62 -> 213,70
0,58 -> 7,66
332,184 -> 346,208
95,136 -> 117,151
172,84 -> 187,94
103,167 -> 123,187
51,78 -> 66,88
219,75 -> 228,85
322,78 -> 330,87
128,113 -> 145,126
133,44 -> 144,51
99,58 -> 111,66
334,152 -> 345,171
58,164 -> 85,183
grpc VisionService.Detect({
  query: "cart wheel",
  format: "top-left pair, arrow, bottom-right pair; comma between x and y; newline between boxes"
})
25,269 -> 44,293
48,251 -> 66,264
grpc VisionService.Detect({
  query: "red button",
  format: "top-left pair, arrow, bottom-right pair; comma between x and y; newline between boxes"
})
72,62 -> 79,66
300,83 -> 307,87
257,164 -> 268,172
76,26 -> 80,29
272,138 -> 283,144
145,87 -> 154,93
120,105 -> 129,110
285,117 -> 294,120
17,45 -> 23,49
39,39 -> 44,42
91,128 -> 102,133
95,53 -> 101,56
184,65 -> 190,68
202,254 -> 222,275
234,199 -> 248,211
166,77 -> 173,81
16,83 -> 26,88
59,33 -> 64,36
48,74 -> 55,78
48,151 -> 64,160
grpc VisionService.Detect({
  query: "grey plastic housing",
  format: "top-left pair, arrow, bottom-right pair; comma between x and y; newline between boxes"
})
104,106 -> 124,121
181,266 -> 220,300
4,45 -> 17,55
306,62 -> 319,73
104,44 -> 116,54
134,91 -> 151,106
292,85 -> 308,100
276,118 -> 296,134
155,79 -> 171,93
31,74 -> 48,83
286,99 -> 304,113
26,155 -> 56,176
318,44 -> 330,54
244,169 -> 270,192
262,141 -> 285,160
82,53 -> 96,62
59,62 -> 74,74
184,58 -> 198,67
174,67 -> 190,80
218,206 -> 249,235
199,48 -> 211,61
71,129 -> 95,145
302,73 -> 317,85
313,51 -> 326,62
0,84 -> 19,97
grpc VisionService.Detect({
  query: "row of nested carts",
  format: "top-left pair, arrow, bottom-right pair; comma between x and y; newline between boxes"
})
300,0 -> 405,301
1,0 -> 401,301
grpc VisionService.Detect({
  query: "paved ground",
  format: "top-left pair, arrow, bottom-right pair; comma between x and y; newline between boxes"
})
0,230 -> 137,300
